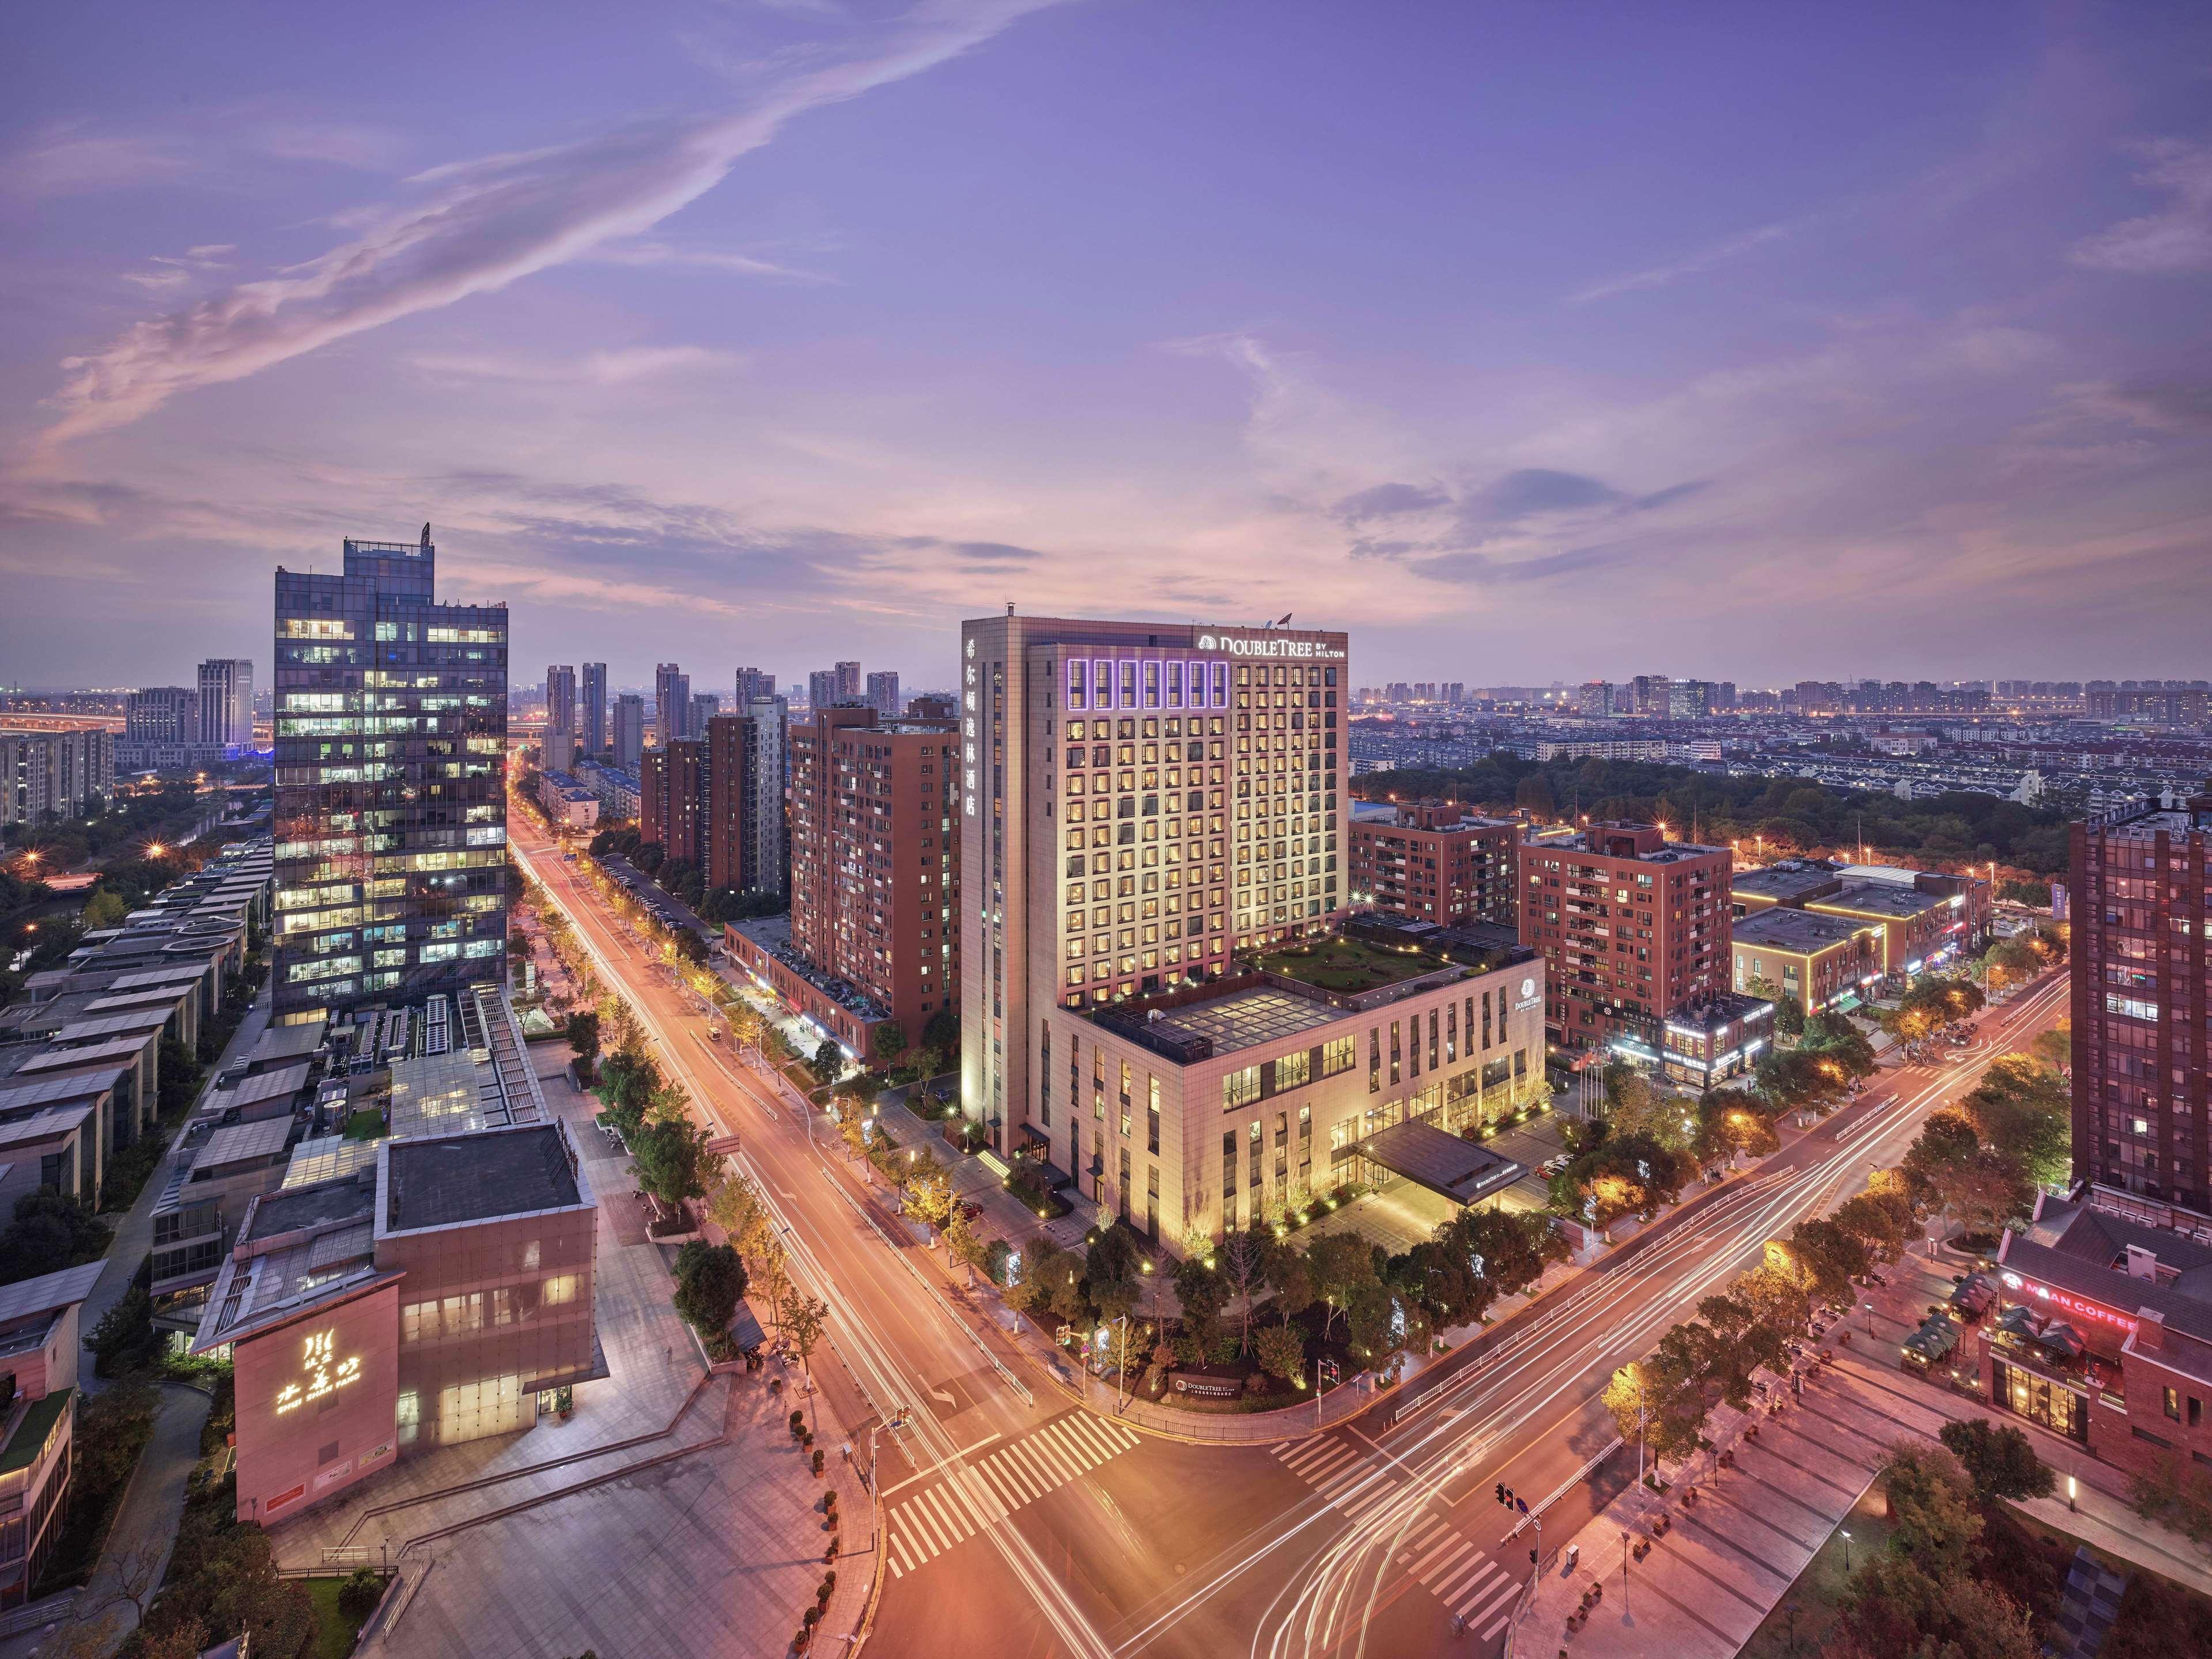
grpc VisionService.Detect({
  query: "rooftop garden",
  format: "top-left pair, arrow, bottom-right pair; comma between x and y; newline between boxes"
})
1254,934 -> 1451,994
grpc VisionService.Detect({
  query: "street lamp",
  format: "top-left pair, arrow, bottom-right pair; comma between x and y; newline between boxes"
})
1840,1528 -> 1851,1574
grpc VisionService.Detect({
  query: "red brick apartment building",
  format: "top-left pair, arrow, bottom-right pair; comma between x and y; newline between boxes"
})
1349,801 -> 1518,927
2070,794 -> 2212,1221
1518,821 -> 1731,1051
731,705 -> 958,1060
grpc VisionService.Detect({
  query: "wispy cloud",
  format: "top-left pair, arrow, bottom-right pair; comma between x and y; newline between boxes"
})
6,123 -> 188,199
2071,139 -> 2212,275
119,245 -> 236,295
37,0 -> 1064,448
1567,218 -> 1800,304
591,239 -> 838,283
409,345 -> 747,385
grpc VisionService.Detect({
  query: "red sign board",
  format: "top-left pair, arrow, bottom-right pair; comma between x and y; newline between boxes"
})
266,1482 -> 307,1514
2001,1273 -> 2138,1336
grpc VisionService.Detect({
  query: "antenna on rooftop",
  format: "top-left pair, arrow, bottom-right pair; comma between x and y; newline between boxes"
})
421,522 -> 432,548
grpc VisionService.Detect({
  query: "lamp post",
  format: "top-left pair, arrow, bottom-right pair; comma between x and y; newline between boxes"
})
1841,1527 -> 1851,1574
1621,1529 -> 1631,1618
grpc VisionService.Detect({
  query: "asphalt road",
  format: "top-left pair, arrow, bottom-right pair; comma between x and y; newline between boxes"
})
511,807 -> 2066,1659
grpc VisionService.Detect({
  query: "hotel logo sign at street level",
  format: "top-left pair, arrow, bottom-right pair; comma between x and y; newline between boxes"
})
1197,632 -> 1345,661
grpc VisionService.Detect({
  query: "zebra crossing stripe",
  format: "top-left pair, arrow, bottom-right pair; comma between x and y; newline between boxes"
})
1436,1555 -> 1499,1605
1462,1574 -> 1521,1624
1414,1537 -> 1474,1585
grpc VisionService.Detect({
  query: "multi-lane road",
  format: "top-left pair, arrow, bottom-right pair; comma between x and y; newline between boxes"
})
509,809 -> 2067,1659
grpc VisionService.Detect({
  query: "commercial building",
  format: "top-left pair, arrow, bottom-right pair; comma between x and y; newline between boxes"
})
1650,993 -> 1774,1092
1519,822 -> 1731,1052
1025,922 -> 1538,1247
0,725 -> 112,827
198,658 -> 255,749
1968,1191 -> 2212,1485
120,685 -> 205,771
655,663 -> 689,745
0,1264 -> 103,1611
612,694 -> 645,773
581,662 -> 607,757
545,665 -> 576,739
192,1117 -> 599,1525
2070,795 -> 2212,1223
866,671 -> 901,718
1348,801 -> 1518,927
1730,907 -> 1883,1016
958,614 -> 1348,1152
750,703 -> 959,1059
272,527 -> 508,1019
1733,858 -> 1989,982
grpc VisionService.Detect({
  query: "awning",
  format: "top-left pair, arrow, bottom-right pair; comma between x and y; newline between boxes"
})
1356,1118 -> 1526,1206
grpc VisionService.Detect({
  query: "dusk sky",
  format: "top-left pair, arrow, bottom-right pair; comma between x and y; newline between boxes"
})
4,1 -> 2209,694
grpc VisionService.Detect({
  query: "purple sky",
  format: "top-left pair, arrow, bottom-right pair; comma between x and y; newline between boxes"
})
4,1 -> 2210,692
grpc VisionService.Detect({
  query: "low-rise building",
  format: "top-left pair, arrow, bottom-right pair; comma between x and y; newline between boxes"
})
536,770 -> 600,831
1973,1193 -> 2212,1483
1732,858 -> 1988,982
1020,925 -> 1542,1251
0,1263 -> 102,1611
1730,907 -> 1884,1016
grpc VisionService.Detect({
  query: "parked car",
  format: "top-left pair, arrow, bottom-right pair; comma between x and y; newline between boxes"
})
955,1199 -> 985,1225
1539,1156 -> 1571,1178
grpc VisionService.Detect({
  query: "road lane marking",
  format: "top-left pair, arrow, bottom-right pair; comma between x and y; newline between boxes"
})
887,1410 -> 1142,1574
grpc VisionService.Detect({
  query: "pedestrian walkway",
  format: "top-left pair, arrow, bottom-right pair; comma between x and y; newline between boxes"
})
1395,1513 -> 1521,1637
886,1411 -> 1140,1577
1269,1433 -> 1397,1517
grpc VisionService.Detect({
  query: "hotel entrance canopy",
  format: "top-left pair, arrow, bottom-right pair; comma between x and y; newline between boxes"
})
1358,1119 -> 1525,1206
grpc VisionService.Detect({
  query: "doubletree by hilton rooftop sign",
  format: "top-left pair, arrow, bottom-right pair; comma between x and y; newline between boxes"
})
1197,632 -> 1346,661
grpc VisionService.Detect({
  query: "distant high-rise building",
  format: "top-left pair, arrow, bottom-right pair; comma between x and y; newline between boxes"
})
834,660 -> 862,703
1714,680 -> 1737,712
2071,796 -> 2212,1222
641,702 -> 787,899
612,694 -> 645,772
1580,680 -> 1616,718
0,725 -> 112,825
689,691 -> 720,737
126,686 -> 199,747
807,668 -> 839,710
865,670 -> 901,717
196,658 -> 254,748
640,739 -> 705,865
273,525 -> 507,1017
734,666 -> 775,706
546,664 -> 577,737
1667,679 -> 1710,721
581,662 -> 608,755
655,663 -> 690,744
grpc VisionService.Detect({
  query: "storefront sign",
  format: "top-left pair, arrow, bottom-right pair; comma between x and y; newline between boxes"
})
1196,632 -> 1345,661
1172,1374 -> 1245,1398
274,1328 -> 362,1415
1998,1273 -> 2138,1335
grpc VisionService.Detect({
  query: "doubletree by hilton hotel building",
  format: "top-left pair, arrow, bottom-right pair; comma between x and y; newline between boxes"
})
958,615 -> 1546,1253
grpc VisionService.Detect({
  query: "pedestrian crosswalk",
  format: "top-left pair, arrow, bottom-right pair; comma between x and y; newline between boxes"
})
1397,1510 -> 1524,1639
1269,1439 -> 1525,1640
886,1411 -> 1142,1577
1269,1433 -> 1396,1518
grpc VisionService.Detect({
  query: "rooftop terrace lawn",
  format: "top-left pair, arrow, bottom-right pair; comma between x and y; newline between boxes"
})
1256,935 -> 1444,993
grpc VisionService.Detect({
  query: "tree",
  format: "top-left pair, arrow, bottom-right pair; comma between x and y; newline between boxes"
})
593,1044 -> 662,1140
672,1240 -> 749,1334
1958,1055 -> 2070,1188
2029,1021 -> 2071,1074
1264,1235 -> 1317,1319
1937,1418 -> 2052,1504
871,1021 -> 906,1065
1833,1188 -> 1914,1262
1254,1321 -> 1306,1385
1878,1440 -> 1983,1580
900,1158 -> 954,1233
1345,1278 -> 1398,1357
630,1117 -> 712,1212
784,1293 -> 829,1376
941,1205 -> 986,1270
2130,1450 -> 2212,1546
0,1190 -> 111,1285
1601,1065 -> 1700,1151
82,887 -> 128,931
1786,1218 -> 1867,1304
1171,1252 -> 1229,1349
1604,1353 -> 1705,1464
1216,1228 -> 1268,1355
1801,1013 -> 1877,1077
812,1038 -> 845,1084
85,1283 -> 155,1376
566,1009 -> 602,1076
922,1006 -> 959,1054
1305,1231 -> 1376,1343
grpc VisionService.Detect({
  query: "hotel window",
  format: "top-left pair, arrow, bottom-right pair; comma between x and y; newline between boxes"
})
1148,1077 -> 1161,1154
1321,1035 -> 1355,1077
1275,1048 -> 1310,1090
1224,1065 -> 1261,1110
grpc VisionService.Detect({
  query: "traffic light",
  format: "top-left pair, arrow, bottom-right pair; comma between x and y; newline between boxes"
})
1530,1548 -> 1538,1566
1495,1483 -> 1506,1505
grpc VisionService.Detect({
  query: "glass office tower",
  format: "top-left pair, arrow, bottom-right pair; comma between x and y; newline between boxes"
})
272,527 -> 509,1018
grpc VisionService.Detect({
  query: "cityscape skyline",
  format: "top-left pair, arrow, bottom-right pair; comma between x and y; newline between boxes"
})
5,5 -> 2211,685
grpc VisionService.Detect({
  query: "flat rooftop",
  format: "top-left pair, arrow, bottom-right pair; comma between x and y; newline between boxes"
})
1148,986 -> 1340,1057
1359,1118 -> 1525,1205
384,1125 -> 582,1232
1257,934 -> 1451,994
1733,863 -> 1843,902
1812,882 -> 1950,919
1732,907 -> 1874,954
